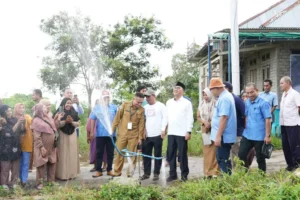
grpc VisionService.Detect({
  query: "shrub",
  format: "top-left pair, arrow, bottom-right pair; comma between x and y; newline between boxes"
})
98,183 -> 162,200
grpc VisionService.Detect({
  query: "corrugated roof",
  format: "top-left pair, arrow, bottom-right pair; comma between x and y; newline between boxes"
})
239,0 -> 298,28
217,27 -> 300,33
266,2 -> 300,27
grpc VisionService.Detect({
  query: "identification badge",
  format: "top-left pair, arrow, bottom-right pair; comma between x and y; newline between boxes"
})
127,122 -> 132,130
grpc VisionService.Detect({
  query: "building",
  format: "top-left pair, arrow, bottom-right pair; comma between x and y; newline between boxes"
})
188,0 -> 300,100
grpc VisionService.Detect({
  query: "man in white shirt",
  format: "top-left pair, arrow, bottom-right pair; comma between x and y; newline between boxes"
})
166,82 -> 194,182
56,88 -> 84,137
140,89 -> 167,181
280,76 -> 300,172
56,89 -> 84,114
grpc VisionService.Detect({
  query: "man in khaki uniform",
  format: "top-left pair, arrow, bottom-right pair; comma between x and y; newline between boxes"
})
112,92 -> 145,177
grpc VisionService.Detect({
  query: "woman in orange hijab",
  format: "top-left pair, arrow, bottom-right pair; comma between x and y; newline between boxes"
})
14,103 -> 33,186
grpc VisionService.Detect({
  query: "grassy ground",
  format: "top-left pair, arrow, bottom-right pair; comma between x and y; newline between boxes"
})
78,126 -> 90,163
1,167 -> 298,200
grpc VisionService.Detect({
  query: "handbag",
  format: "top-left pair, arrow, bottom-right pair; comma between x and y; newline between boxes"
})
261,142 -> 274,159
40,118 -> 59,148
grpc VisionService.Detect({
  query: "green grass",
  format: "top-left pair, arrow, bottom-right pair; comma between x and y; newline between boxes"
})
1,167 -> 299,200
78,126 -> 90,163
271,135 -> 282,150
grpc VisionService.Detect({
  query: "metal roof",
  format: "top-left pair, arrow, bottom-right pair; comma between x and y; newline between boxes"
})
218,28 -> 300,33
239,0 -> 299,28
266,3 -> 300,27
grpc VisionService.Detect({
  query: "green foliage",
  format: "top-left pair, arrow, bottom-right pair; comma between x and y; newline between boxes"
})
98,183 -> 162,200
40,12 -> 173,108
40,11 -> 105,111
3,169 -> 299,200
103,15 -> 173,99
2,94 -> 35,115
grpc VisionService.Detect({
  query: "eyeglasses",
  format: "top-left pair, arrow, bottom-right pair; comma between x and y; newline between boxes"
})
137,101 -> 143,104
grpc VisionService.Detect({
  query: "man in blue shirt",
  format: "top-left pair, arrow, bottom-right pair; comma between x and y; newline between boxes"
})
210,78 -> 237,174
89,90 -> 118,178
224,82 -> 256,168
259,79 -> 278,122
238,83 -> 272,172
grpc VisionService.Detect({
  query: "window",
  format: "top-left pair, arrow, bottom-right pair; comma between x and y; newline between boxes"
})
250,58 -> 257,66
250,69 -> 257,84
262,65 -> 270,80
262,52 -> 270,61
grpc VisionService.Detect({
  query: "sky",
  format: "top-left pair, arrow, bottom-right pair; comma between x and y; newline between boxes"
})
0,0 -> 278,103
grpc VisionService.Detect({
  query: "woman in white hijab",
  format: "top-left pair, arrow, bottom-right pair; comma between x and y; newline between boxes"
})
197,88 -> 219,178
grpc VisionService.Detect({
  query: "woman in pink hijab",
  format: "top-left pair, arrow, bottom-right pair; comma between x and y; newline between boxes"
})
31,103 -> 61,190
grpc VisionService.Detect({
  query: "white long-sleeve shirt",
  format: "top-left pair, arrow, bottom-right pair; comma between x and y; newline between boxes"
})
166,96 -> 194,137
144,102 -> 168,137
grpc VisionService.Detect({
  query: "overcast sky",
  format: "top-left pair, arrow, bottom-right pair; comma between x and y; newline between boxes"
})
0,0 -> 278,102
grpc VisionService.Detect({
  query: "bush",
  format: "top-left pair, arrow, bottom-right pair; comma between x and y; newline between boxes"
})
98,183 -> 162,200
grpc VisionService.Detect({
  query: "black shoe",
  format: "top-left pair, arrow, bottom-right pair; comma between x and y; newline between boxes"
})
140,174 -> 150,180
181,176 -> 188,182
166,176 -> 178,182
153,174 -> 159,181
286,166 -> 297,172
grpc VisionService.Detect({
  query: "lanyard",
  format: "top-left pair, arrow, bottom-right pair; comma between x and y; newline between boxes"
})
129,102 -> 138,121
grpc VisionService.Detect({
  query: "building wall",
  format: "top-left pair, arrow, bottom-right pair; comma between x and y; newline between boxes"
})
243,41 -> 300,104
244,48 -> 278,92
197,41 -> 300,103
276,42 -> 300,99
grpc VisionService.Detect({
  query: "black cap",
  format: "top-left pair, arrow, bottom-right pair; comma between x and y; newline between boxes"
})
224,82 -> 233,91
176,82 -> 186,90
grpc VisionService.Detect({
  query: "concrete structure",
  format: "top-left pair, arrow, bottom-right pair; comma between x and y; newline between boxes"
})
188,0 -> 300,101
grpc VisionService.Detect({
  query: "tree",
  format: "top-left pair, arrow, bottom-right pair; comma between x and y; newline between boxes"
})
2,94 -> 36,115
102,15 -> 173,99
40,12 -> 105,112
158,53 -> 199,110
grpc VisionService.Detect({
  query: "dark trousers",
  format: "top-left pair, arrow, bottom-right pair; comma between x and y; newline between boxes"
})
281,126 -> 300,168
142,136 -> 163,175
238,136 -> 266,172
167,135 -> 189,178
216,140 -> 232,174
96,137 -> 115,172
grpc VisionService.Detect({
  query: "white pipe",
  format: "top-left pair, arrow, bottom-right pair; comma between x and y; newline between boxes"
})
199,65 -> 202,103
231,0 -> 240,95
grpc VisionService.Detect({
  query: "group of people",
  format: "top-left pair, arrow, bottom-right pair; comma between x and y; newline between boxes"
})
198,76 -> 300,178
86,82 -> 193,182
1,75 -> 299,190
0,89 -> 83,190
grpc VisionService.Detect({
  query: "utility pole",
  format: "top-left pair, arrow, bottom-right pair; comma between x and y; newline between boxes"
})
231,0 -> 240,95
